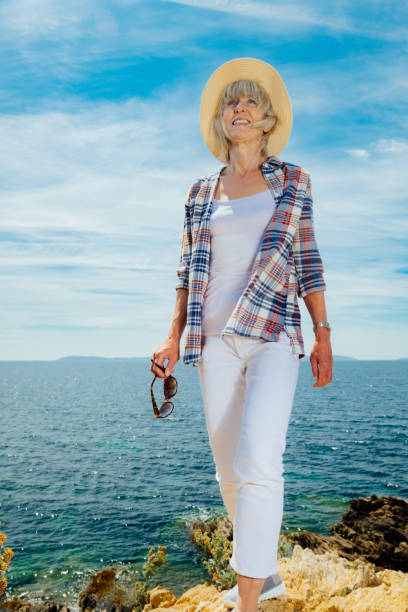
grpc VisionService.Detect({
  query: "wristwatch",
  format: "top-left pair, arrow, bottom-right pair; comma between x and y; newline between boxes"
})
313,321 -> 331,332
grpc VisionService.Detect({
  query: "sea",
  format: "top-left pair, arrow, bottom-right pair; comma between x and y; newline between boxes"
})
0,357 -> 407,609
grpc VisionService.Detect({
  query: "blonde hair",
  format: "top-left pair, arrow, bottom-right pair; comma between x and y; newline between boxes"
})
209,79 -> 278,164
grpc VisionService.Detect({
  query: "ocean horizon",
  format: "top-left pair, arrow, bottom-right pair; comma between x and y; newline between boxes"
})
2,354 -> 408,362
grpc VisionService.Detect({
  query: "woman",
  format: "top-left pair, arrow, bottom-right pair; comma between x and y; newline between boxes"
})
151,58 -> 333,612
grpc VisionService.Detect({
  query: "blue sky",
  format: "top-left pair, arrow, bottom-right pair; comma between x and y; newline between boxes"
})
1,0 -> 407,361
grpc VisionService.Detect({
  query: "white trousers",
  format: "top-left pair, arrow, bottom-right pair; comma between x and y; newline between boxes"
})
197,331 -> 300,578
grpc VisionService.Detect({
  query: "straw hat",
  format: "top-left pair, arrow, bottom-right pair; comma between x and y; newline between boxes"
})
199,57 -> 292,162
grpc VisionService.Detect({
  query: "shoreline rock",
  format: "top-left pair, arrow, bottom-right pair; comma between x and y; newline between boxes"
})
3,545 -> 407,612
290,494 -> 408,572
144,545 -> 408,612
1,495 -> 407,612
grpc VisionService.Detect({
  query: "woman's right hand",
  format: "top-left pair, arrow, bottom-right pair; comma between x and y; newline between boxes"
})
151,338 -> 180,378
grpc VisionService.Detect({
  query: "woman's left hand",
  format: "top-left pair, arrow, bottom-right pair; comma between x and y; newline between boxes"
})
310,332 -> 333,387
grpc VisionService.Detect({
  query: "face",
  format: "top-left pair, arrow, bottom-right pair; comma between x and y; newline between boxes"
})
222,94 -> 266,145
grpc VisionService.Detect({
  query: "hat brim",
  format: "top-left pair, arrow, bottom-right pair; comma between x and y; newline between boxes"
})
199,57 -> 292,162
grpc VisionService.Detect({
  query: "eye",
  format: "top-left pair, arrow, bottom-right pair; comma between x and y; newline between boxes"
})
248,98 -> 257,104
226,98 -> 236,105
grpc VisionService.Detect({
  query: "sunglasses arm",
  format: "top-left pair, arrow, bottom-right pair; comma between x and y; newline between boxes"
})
150,376 -> 161,417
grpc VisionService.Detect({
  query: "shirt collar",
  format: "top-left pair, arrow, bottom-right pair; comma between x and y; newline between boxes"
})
263,155 -> 285,167
214,154 -> 284,185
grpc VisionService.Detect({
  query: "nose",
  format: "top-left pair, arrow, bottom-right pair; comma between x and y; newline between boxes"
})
235,99 -> 247,112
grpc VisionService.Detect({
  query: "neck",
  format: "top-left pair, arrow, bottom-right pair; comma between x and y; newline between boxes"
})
224,143 -> 267,178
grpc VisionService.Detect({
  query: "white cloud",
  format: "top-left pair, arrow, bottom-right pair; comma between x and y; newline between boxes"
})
163,0 -> 408,41
345,138 -> 408,158
345,148 -> 369,158
163,0 -> 343,29
375,138 -> 408,154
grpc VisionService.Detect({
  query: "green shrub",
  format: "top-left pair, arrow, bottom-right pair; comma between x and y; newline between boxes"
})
0,521 -> 14,598
130,545 -> 168,612
192,519 -> 295,591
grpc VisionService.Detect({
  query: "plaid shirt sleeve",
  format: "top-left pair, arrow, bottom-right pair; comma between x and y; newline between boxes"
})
175,182 -> 196,290
292,173 -> 326,298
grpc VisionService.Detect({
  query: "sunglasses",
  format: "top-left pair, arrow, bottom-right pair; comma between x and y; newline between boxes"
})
150,359 -> 178,418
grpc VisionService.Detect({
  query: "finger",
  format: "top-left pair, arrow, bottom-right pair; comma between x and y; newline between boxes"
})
165,358 -> 177,377
310,355 -> 319,383
314,363 -> 331,387
314,377 -> 329,387
151,357 -> 166,378
316,379 -> 330,387
322,371 -> 333,385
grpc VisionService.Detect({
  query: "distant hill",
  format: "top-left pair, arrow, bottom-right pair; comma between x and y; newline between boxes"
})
57,356 -> 141,361
58,354 -> 359,361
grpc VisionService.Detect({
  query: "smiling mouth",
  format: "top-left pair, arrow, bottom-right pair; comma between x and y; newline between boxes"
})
232,119 -> 250,126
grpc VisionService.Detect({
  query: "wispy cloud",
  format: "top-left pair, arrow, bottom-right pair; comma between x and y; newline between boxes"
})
163,0 -> 408,41
345,148 -> 369,158
375,139 -> 408,154
163,0 -> 349,30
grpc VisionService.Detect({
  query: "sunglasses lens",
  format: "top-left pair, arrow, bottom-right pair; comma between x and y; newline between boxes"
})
164,376 -> 178,399
159,401 -> 174,418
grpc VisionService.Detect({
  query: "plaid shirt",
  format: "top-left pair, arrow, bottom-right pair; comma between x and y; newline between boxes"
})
175,155 -> 326,366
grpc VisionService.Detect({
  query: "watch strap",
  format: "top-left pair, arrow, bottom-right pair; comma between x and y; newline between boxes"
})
313,321 -> 331,331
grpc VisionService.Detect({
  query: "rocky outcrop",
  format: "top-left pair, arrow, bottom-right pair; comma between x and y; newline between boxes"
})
77,567 -> 134,611
191,517 -> 233,541
277,543 -> 408,612
2,546 -> 408,612
1,495 -> 407,612
290,494 -> 408,572
143,544 -> 408,612
192,495 -> 408,574
142,545 -> 408,611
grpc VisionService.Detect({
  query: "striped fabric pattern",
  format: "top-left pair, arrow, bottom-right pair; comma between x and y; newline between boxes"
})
176,155 -> 326,366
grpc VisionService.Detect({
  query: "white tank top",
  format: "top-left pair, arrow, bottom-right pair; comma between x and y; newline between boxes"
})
201,188 -> 280,336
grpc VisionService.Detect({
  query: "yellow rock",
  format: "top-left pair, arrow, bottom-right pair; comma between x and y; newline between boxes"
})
147,585 -> 177,608
143,545 -> 408,612
143,583 -> 223,611
275,544 -> 408,612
